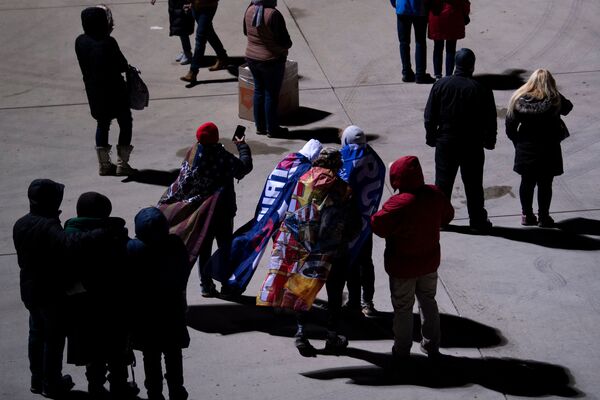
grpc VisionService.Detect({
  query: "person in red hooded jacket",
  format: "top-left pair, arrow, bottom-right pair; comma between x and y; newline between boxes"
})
371,155 -> 453,362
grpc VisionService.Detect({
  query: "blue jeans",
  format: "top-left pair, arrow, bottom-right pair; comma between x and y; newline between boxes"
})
247,58 -> 286,133
190,6 -> 227,72
396,15 -> 428,77
28,305 -> 66,389
433,39 -> 457,77
95,108 -> 132,147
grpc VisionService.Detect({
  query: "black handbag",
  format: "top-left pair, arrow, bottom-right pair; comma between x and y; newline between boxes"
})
126,65 -> 149,110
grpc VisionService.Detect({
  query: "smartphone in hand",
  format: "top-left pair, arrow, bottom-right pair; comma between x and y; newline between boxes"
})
232,125 -> 246,141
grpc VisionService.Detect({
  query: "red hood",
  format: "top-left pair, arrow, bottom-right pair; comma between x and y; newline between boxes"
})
390,156 -> 424,192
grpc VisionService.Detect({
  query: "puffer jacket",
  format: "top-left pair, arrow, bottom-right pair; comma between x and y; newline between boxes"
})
371,156 -> 454,279
505,93 -> 573,176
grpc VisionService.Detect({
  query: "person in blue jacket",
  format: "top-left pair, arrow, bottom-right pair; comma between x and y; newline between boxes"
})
390,0 -> 435,84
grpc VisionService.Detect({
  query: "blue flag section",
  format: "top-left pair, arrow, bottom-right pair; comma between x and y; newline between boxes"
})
212,152 -> 314,291
339,144 -> 386,263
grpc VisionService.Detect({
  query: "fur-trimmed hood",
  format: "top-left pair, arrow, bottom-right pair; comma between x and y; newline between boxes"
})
514,95 -> 557,116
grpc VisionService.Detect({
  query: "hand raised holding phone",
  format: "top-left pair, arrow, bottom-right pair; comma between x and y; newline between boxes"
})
232,125 -> 246,143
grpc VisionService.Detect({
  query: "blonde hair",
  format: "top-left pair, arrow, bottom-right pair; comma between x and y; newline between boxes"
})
507,69 -> 561,117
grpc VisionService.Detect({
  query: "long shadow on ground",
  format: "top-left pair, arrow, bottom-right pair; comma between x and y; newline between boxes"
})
268,127 -> 341,143
186,298 -> 504,348
301,347 -> 582,397
473,69 -> 527,90
121,169 -> 179,187
444,222 -> 600,251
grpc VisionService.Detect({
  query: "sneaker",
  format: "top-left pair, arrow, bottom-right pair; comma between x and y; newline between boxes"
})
538,214 -> 555,228
416,73 -> 436,84
435,74 -> 442,81
402,71 -> 416,83
419,342 -> 441,359
294,336 -> 317,357
42,375 -> 74,399
180,52 -> 192,65
256,130 -> 267,136
201,285 -> 218,298
521,214 -> 538,226
361,302 -> 378,317
324,334 -> 348,354
175,52 -> 184,62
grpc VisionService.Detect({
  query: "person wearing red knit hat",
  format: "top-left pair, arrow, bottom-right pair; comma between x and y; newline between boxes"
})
158,122 -> 253,297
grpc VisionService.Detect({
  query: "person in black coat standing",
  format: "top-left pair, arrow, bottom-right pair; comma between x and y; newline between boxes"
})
75,5 -> 136,176
13,180 -> 112,398
150,0 -> 195,65
63,192 -> 138,399
127,207 -> 192,400
424,48 -> 497,232
506,69 -> 573,227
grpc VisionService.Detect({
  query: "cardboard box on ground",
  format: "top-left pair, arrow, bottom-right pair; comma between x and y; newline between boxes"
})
238,60 -> 299,121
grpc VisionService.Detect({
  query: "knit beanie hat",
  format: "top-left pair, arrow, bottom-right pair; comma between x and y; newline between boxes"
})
341,125 -> 367,145
196,122 -> 219,144
76,191 -> 112,218
455,48 -> 476,75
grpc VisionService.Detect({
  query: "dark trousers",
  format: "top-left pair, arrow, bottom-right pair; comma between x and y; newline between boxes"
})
247,58 -> 286,134
179,35 -> 192,55
346,235 -> 375,307
433,39 -> 457,77
28,305 -> 66,389
143,348 -> 187,400
95,108 -> 133,147
190,6 -> 227,72
435,142 -> 488,224
295,257 -> 347,337
197,217 -> 233,290
396,15 -> 428,77
519,174 -> 554,216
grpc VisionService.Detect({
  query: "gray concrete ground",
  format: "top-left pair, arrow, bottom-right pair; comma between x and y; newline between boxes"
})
1,0 -> 600,399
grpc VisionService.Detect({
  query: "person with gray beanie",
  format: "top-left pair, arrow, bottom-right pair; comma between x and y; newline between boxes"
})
424,48 -> 497,232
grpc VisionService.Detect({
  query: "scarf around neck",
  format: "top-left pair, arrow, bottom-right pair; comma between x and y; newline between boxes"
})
251,0 -> 277,27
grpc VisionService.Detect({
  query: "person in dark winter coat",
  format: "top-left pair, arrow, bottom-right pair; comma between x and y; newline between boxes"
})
371,156 -> 454,361
180,0 -> 230,83
63,192 -> 138,399
150,0 -> 195,65
390,0 -> 436,83
127,207 -> 192,400
506,69 -> 573,227
75,5 -> 136,176
427,0 -> 470,79
12,179 -> 111,398
424,48 -> 497,231
158,122 -> 253,298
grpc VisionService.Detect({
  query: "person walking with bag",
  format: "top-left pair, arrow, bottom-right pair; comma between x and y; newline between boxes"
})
427,0 -> 470,80
75,5 -> 137,176
150,0 -> 195,65
505,69 -> 573,227
243,0 -> 292,137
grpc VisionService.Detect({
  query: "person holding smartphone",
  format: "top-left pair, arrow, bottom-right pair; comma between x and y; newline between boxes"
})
158,123 -> 252,298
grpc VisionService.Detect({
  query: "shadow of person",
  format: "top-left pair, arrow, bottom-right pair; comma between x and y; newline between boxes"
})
473,69 -> 528,90
121,169 -> 179,187
184,77 -> 238,88
302,348 -> 582,397
267,127 -> 341,143
444,224 -> 600,251
555,217 -> 600,236
186,301 -> 504,348
280,107 -> 332,127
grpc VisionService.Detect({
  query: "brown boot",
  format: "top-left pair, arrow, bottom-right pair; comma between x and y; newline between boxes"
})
95,145 -> 116,176
208,57 -> 228,71
180,70 -> 198,83
116,145 -> 137,176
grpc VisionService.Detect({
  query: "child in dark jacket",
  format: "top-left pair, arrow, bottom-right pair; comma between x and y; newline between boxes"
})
371,156 -> 454,361
63,192 -> 138,398
127,207 -> 192,400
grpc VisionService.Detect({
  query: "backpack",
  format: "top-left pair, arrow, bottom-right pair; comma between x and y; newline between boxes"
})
126,65 -> 149,110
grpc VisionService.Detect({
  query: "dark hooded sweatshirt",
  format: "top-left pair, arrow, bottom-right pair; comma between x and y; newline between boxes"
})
127,207 -> 191,350
75,7 -> 129,120
13,180 -> 106,308
371,157 -> 454,279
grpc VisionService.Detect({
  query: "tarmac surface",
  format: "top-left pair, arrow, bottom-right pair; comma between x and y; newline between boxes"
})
1,0 -> 600,399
